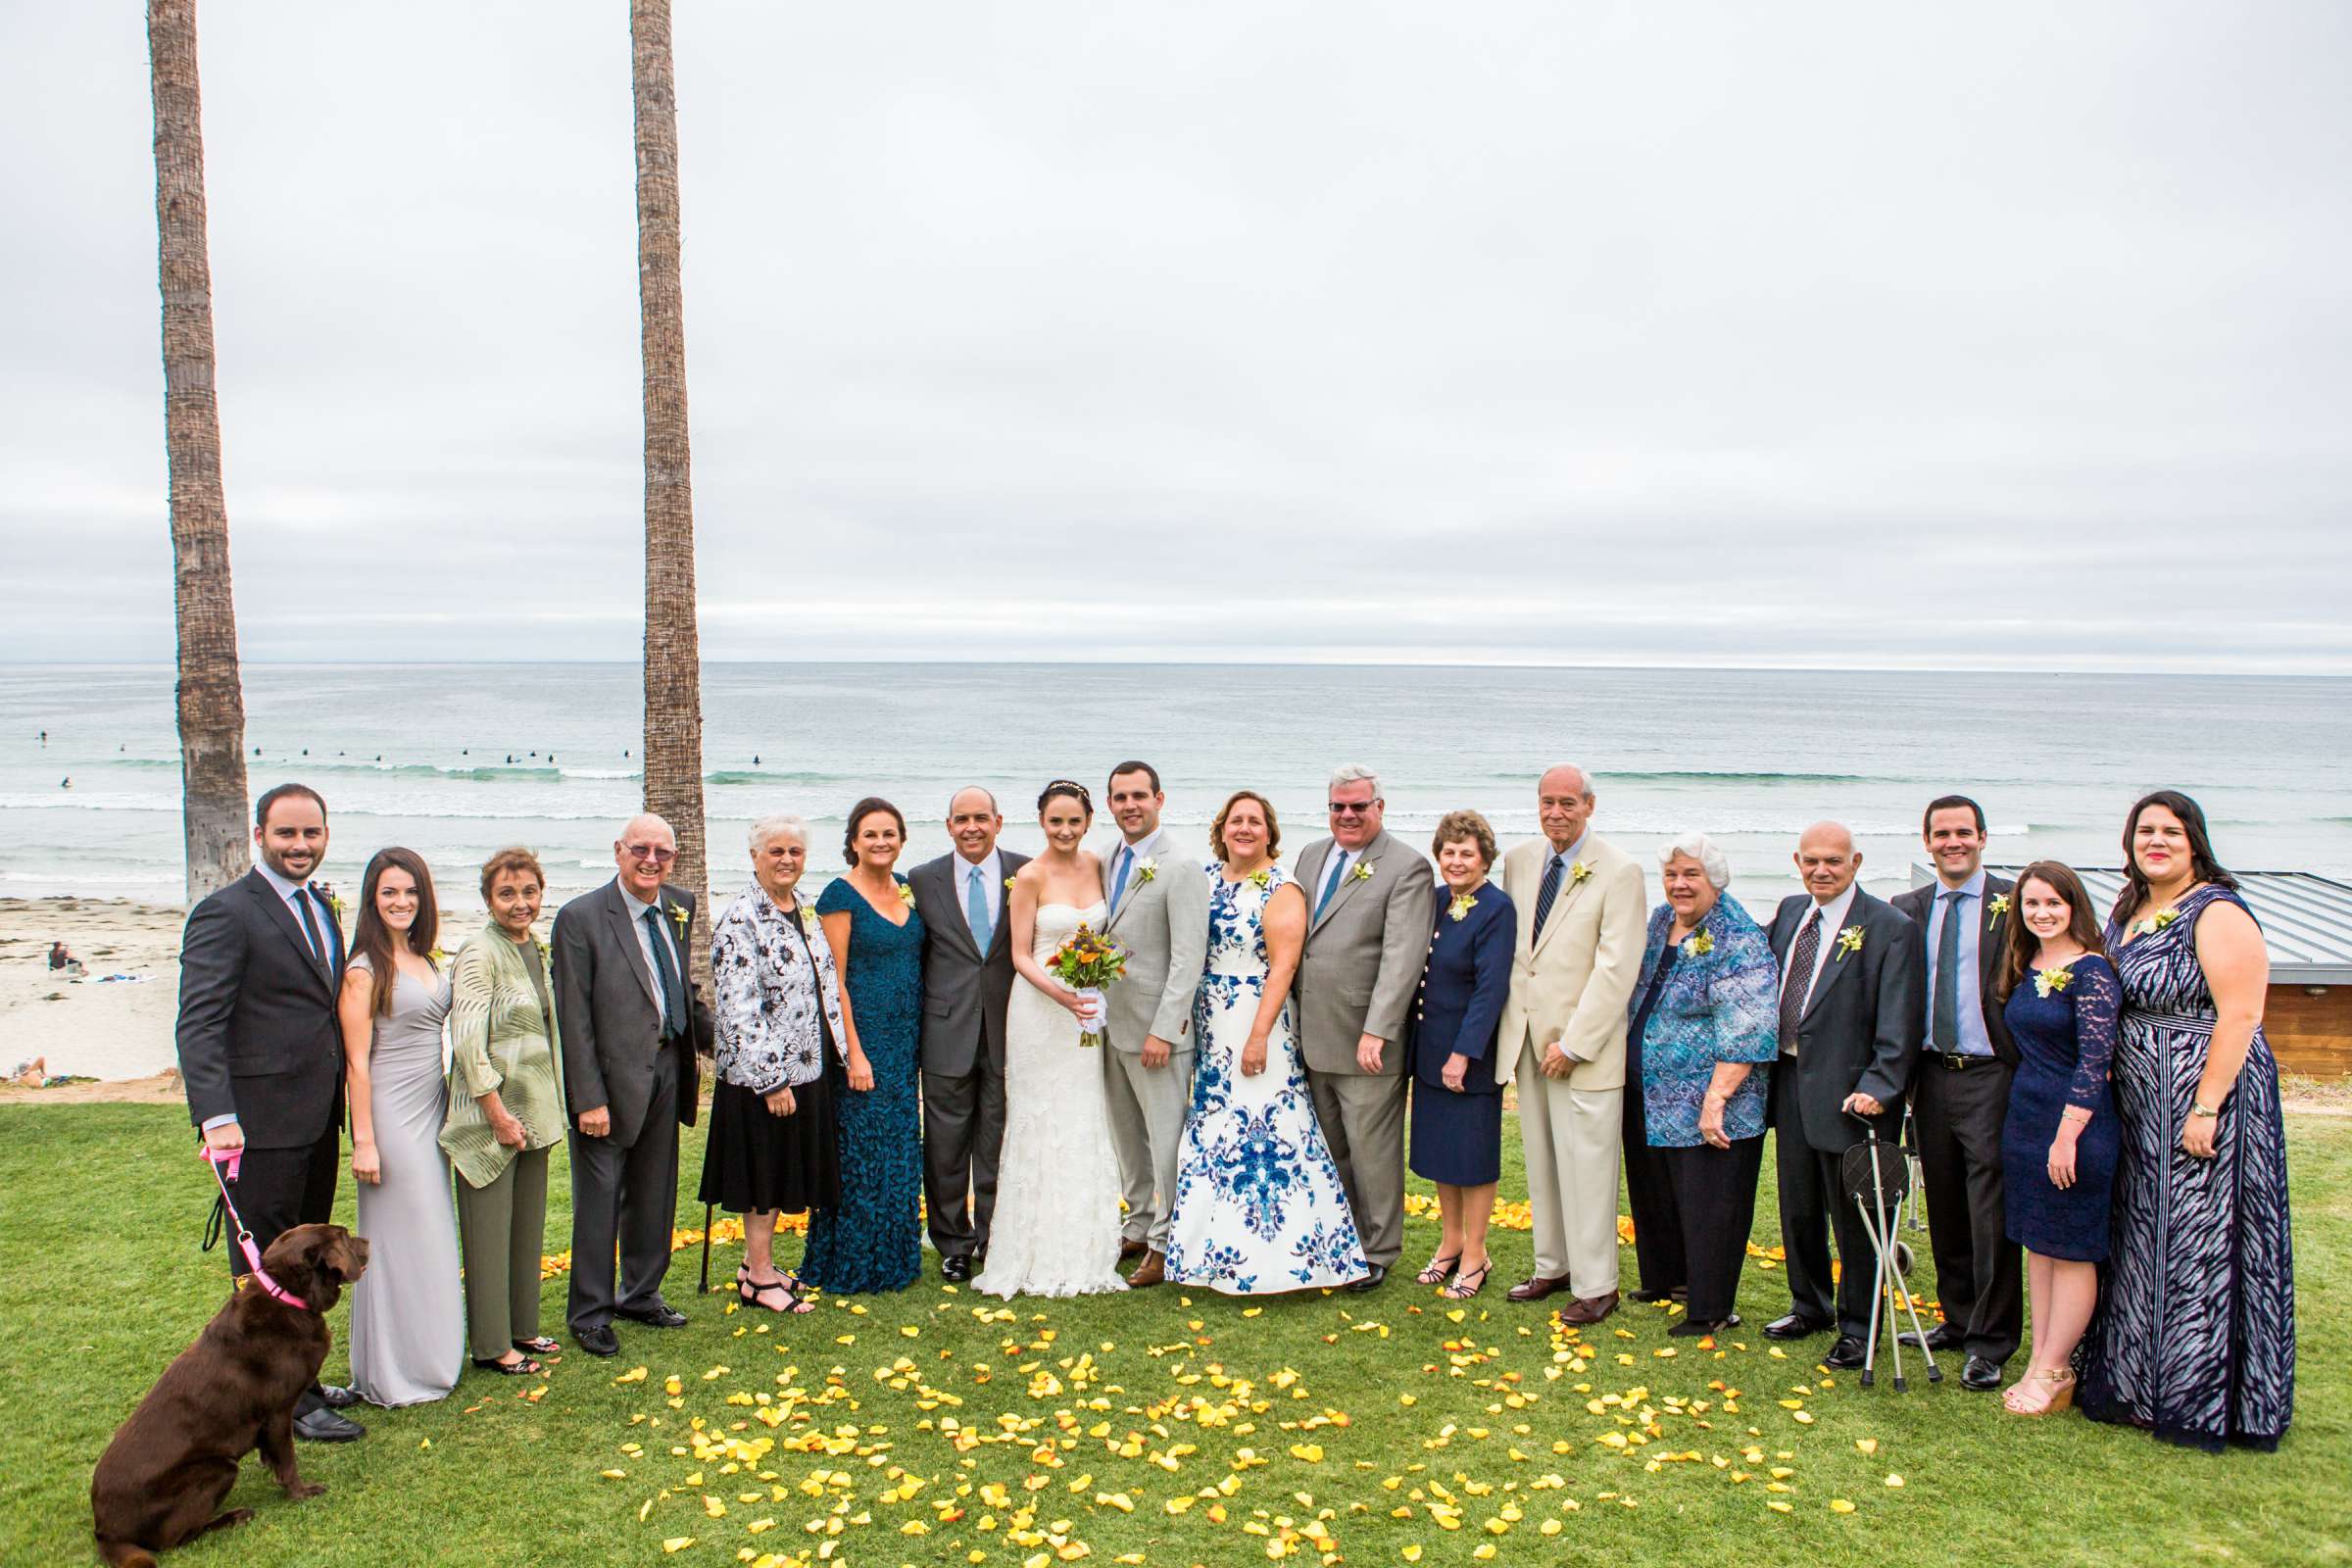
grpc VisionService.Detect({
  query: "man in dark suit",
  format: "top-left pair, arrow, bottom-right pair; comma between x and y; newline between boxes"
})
906,786 -> 1032,1283
1890,795 -> 2020,1391
553,812 -> 711,1357
1763,821 -> 1925,1369
175,782 -> 366,1442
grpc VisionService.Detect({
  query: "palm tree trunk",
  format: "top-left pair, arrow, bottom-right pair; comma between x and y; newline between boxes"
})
148,0 -> 250,906
631,0 -> 708,977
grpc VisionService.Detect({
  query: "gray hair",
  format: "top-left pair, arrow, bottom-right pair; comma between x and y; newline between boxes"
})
748,814 -> 809,854
1658,831 -> 1732,890
1328,763 -> 1380,795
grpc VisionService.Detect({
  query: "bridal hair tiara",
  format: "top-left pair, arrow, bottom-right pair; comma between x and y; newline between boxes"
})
1038,778 -> 1095,812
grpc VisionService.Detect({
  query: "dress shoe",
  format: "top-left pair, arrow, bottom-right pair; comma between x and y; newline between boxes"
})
1904,1323 -> 1965,1352
1505,1274 -> 1569,1303
1126,1250 -> 1166,1288
293,1406 -> 365,1443
616,1299 -> 688,1329
941,1253 -> 973,1284
574,1324 -> 621,1357
1823,1336 -> 1868,1369
1119,1238 -> 1149,1261
316,1383 -> 362,1409
1762,1312 -> 1831,1341
1961,1354 -> 2005,1391
1555,1290 -> 1620,1326
1346,1263 -> 1389,1293
1626,1288 -> 1676,1303
1668,1312 -> 1740,1339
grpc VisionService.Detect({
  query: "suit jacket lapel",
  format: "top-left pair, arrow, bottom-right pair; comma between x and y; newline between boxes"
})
1977,878 -> 2006,986
605,884 -> 662,1006
940,858 -> 987,963
248,873 -> 333,996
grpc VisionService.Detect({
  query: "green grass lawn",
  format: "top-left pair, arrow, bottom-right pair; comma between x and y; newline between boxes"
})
2,1103 -> 2343,1568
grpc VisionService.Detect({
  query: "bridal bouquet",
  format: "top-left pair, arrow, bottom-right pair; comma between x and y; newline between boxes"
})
1048,924 -> 1126,1049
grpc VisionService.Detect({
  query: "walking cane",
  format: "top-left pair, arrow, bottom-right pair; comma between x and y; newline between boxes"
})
699,1201 -> 714,1298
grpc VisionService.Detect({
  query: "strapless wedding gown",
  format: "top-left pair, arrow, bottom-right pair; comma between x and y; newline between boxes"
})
973,901 -> 1129,1299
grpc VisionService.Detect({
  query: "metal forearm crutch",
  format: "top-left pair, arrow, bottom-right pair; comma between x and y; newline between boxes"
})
1843,1131 -> 1942,1392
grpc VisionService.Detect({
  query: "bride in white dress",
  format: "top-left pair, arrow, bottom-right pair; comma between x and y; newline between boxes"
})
973,780 -> 1129,1299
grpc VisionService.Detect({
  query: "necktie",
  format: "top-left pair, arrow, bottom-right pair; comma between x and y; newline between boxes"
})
1109,847 -> 1134,915
641,906 -> 685,1038
1314,851 -> 1348,919
1532,854 -> 1566,939
1780,910 -> 1823,1048
294,886 -> 327,968
1932,888 -> 1967,1052
966,866 -> 994,952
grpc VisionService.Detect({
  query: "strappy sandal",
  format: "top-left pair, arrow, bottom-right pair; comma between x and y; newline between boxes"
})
513,1336 -> 561,1357
2005,1366 -> 2076,1416
741,1276 -> 814,1314
1442,1262 -> 1492,1300
1415,1253 -> 1461,1287
472,1353 -> 544,1376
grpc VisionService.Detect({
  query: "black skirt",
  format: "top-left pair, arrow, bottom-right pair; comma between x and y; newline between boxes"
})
699,1069 -> 841,1216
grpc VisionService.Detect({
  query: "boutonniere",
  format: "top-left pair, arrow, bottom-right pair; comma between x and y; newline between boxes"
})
1004,876 -> 1017,893
667,903 -> 690,937
1249,868 -> 1273,890
1988,894 -> 2012,921
1569,860 -> 1592,885
534,937 -> 551,962
324,893 -> 346,921
1835,924 -> 1865,958
2034,964 -> 2075,999
897,882 -> 917,909
796,904 -> 824,937
1138,857 -> 1158,884
2130,907 -> 2181,937
1682,930 -> 1714,957
1447,893 -> 1478,922
1351,860 -> 1375,883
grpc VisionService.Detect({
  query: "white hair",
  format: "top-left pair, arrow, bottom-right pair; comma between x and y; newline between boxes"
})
1328,764 -> 1379,795
748,814 -> 809,853
1658,831 -> 1732,890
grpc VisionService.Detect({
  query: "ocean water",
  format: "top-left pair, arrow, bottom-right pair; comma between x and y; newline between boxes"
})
4,662 -> 2349,911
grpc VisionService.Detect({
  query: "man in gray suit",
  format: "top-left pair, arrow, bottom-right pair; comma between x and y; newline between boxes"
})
553,812 -> 710,1358
1292,764 -> 1437,1291
1097,760 -> 1210,1288
906,787 -> 1033,1283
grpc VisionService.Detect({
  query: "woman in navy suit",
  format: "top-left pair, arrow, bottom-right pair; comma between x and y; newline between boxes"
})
1406,809 -> 1516,1300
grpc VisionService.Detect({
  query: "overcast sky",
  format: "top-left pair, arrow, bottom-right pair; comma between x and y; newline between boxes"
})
3,1 -> 2348,670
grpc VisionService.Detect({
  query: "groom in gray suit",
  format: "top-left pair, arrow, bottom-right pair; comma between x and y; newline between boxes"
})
1293,764 -> 1436,1291
1098,761 -> 1210,1288
906,787 -> 1032,1283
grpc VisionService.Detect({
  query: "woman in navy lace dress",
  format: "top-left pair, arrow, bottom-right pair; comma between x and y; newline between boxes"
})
804,799 -> 926,1294
2079,792 -> 2293,1451
1993,861 -> 2118,1415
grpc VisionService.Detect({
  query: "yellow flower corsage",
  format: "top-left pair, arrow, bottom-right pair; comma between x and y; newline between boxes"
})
1352,861 -> 1375,882
1569,860 -> 1592,884
1835,924 -> 1865,957
1682,930 -> 1714,957
2034,964 -> 2075,999
898,882 -> 917,909
1988,894 -> 2012,920
1448,893 -> 1478,922
1249,868 -> 1273,890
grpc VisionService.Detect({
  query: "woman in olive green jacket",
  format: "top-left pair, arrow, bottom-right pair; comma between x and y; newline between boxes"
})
441,848 -> 568,1374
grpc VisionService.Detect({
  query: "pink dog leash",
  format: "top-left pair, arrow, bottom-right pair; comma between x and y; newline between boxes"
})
201,1146 -> 312,1310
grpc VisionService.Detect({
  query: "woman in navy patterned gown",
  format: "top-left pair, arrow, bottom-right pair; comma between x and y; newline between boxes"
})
2079,792 -> 2293,1451
1993,861 -> 2119,1415
804,798 -> 926,1294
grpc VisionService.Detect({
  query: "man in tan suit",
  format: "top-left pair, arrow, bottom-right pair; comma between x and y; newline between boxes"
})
1293,765 -> 1437,1292
1498,764 -> 1645,1322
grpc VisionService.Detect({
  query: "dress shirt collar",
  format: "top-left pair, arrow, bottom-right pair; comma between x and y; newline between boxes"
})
1805,881 -> 1859,933
256,859 -> 311,904
1117,826 -> 1165,863
615,875 -> 662,918
955,848 -> 1002,884
1938,868 -> 1987,904
1545,832 -> 1590,869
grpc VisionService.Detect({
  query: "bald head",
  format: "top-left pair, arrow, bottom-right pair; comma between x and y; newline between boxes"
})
1537,763 -> 1595,853
615,812 -> 678,897
947,786 -> 1004,864
1793,820 -> 1860,902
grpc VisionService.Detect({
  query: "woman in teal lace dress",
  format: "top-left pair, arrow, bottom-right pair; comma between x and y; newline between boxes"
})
804,798 -> 925,1293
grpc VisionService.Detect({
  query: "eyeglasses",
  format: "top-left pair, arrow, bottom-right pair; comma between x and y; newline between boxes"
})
1327,800 -> 1380,816
623,844 -> 677,863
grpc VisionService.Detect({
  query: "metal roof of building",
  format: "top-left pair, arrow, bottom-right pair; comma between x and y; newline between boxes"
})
1911,865 -> 2352,987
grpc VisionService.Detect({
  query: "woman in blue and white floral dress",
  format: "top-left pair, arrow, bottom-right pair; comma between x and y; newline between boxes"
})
1165,790 -> 1368,1295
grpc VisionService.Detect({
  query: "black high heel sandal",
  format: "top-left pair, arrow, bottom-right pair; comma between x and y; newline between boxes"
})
1441,1263 -> 1492,1301
1415,1253 -> 1461,1287
740,1275 -> 814,1314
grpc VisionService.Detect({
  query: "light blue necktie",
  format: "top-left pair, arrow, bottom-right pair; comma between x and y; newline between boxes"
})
1108,847 -> 1134,915
1315,851 -> 1348,918
966,865 -> 994,952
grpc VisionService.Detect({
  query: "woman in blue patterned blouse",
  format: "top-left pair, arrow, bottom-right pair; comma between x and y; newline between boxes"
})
698,815 -> 851,1314
1622,833 -> 1780,1337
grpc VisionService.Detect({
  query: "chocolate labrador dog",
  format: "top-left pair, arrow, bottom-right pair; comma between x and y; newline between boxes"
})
91,1223 -> 369,1567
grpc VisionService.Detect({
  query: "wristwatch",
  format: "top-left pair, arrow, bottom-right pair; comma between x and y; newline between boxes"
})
2190,1101 -> 2221,1118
